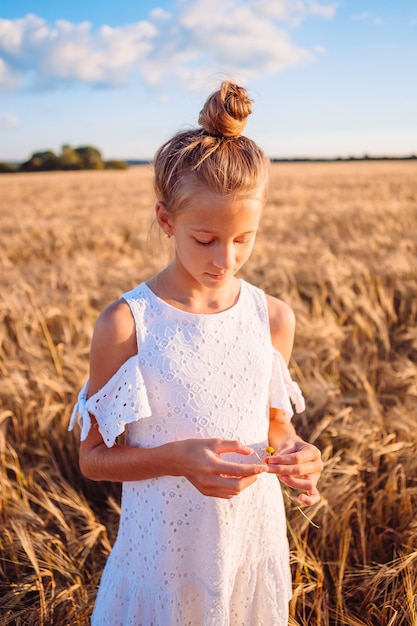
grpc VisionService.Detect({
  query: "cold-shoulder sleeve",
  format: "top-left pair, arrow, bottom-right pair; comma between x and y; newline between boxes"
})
269,349 -> 305,421
69,355 -> 152,447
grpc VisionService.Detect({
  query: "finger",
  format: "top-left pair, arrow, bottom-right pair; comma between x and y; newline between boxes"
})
279,474 -> 318,492
268,461 -> 322,478
216,459 -> 268,478
216,439 -> 256,456
203,474 -> 259,498
298,487 -> 320,506
279,476 -> 321,505
223,473 -> 260,494
267,449 -> 321,466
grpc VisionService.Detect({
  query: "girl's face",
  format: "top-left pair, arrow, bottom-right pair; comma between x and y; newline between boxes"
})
157,186 -> 265,290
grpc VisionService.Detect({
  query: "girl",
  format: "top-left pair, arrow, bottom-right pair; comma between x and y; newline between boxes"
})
70,81 -> 322,625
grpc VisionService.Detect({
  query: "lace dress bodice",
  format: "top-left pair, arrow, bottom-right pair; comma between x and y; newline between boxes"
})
70,279 -> 305,626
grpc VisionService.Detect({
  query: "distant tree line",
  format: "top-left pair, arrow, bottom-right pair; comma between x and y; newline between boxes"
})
2,148 -> 416,174
0,145 -> 128,173
271,154 -> 417,163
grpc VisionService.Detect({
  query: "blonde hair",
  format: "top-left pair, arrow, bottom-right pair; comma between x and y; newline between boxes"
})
153,81 -> 269,214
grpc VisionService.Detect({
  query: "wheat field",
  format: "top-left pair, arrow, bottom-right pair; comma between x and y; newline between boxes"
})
0,162 -> 416,625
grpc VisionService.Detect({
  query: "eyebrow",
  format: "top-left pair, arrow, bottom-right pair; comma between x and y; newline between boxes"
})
190,228 -> 256,235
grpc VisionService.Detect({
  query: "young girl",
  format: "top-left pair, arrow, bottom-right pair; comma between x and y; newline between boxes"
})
70,81 -> 322,625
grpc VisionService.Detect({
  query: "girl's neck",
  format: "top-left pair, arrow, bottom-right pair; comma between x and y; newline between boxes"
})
147,266 -> 241,314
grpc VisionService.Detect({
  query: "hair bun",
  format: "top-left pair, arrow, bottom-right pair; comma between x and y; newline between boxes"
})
198,81 -> 253,138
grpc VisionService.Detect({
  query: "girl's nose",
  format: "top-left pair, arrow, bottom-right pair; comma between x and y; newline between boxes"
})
213,243 -> 236,270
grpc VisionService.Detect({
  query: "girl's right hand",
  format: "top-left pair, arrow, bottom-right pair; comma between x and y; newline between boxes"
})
167,438 -> 268,499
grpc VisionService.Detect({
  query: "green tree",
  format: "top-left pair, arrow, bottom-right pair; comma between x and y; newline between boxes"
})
0,162 -> 18,173
74,146 -> 105,170
1,145 -> 128,174
105,159 -> 128,170
59,145 -> 82,170
20,151 -> 60,172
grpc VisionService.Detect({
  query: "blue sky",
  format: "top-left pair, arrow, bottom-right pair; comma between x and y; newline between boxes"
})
0,0 -> 416,162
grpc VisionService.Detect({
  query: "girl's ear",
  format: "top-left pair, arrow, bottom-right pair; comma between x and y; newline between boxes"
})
155,202 -> 173,237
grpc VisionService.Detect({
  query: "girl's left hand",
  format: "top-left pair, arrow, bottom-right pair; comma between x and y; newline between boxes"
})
266,439 -> 323,506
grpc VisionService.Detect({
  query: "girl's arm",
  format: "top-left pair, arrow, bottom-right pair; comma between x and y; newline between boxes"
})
78,300 -> 267,498
266,295 -> 323,505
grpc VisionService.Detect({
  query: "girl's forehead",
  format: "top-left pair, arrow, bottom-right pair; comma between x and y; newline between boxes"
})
183,186 -> 266,211
178,192 -> 264,231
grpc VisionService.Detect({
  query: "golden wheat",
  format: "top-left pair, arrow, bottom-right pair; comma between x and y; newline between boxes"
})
1,162 -> 416,625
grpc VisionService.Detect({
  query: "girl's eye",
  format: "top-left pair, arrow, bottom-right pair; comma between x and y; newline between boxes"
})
194,237 -> 252,245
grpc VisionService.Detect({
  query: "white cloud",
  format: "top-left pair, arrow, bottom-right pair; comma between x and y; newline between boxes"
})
136,0 -> 316,90
351,12 -> 382,25
0,111 -> 19,129
257,0 -> 336,24
0,57 -> 20,90
0,0 -> 336,93
351,12 -> 370,21
150,8 -> 171,21
0,14 -> 157,89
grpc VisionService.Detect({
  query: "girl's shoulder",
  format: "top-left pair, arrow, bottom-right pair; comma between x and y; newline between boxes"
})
88,299 -> 137,397
264,293 -> 296,364
95,299 -> 135,341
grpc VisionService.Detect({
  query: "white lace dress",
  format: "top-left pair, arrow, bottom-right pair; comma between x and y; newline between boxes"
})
70,279 -> 305,626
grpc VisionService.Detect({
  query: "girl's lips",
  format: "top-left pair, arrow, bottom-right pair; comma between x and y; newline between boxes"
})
206,272 -> 228,280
